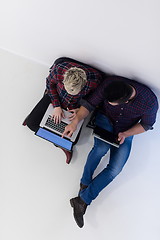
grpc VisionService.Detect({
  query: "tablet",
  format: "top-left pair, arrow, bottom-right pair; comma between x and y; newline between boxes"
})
93,126 -> 120,148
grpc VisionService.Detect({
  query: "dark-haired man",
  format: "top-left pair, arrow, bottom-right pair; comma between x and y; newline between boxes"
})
62,76 -> 158,228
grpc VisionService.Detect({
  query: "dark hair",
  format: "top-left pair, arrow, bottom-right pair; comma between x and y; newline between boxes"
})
104,80 -> 133,104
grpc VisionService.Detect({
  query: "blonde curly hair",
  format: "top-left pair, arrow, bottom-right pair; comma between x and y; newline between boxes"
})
63,67 -> 87,95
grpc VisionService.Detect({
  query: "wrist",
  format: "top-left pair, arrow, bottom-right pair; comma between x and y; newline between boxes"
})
122,131 -> 130,138
72,117 -> 79,126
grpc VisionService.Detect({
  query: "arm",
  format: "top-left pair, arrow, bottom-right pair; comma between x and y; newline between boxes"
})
62,80 -> 109,137
46,65 -> 61,108
118,123 -> 146,144
62,106 -> 90,138
46,65 -> 64,123
119,92 -> 158,144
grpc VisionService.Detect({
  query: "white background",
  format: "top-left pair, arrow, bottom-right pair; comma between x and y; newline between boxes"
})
0,0 -> 160,239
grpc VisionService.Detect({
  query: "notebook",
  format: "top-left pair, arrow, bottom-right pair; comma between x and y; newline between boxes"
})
93,126 -> 120,148
35,104 -> 84,151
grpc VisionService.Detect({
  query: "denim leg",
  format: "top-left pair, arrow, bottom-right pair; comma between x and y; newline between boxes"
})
80,138 -> 111,185
80,113 -> 113,185
80,135 -> 133,205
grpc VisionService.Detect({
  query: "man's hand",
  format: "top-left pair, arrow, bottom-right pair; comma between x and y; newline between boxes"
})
62,106 -> 90,138
62,122 -> 77,138
53,107 -> 65,124
67,108 -> 79,121
118,132 -> 128,144
118,123 -> 146,144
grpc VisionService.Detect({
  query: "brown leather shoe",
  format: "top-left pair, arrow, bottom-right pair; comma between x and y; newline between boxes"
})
70,197 -> 87,228
61,148 -> 73,164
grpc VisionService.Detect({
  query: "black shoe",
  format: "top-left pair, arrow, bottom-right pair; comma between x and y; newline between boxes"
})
70,197 -> 87,228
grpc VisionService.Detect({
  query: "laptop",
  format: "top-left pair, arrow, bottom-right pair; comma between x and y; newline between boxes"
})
93,126 -> 120,148
35,104 -> 84,151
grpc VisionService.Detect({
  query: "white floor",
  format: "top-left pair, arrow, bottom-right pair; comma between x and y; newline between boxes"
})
0,48 -> 160,240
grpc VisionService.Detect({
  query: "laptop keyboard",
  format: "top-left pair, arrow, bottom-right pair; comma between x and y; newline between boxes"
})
45,115 -> 67,133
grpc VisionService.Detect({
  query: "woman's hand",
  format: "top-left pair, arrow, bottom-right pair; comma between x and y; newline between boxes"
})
67,108 -> 79,121
53,107 -> 65,124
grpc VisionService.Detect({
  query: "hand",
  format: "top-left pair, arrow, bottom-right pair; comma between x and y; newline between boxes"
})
62,122 -> 77,138
67,108 -> 79,121
53,107 -> 65,124
118,132 -> 128,144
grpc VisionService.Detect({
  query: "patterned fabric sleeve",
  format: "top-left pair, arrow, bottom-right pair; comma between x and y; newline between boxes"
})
46,65 -> 61,108
139,96 -> 159,130
84,79 -> 110,108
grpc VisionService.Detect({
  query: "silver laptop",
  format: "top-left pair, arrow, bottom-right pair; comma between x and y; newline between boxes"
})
39,103 -> 84,142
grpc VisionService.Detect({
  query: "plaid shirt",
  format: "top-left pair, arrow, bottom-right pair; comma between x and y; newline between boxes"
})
46,61 -> 102,109
81,77 -> 158,134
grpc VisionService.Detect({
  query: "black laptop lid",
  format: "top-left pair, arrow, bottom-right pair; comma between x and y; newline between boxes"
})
93,126 -> 120,148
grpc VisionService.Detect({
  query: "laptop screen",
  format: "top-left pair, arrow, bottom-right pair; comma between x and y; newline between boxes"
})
35,127 -> 73,151
93,126 -> 120,148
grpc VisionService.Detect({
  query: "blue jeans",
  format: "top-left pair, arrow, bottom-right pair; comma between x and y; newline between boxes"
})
80,113 -> 133,205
